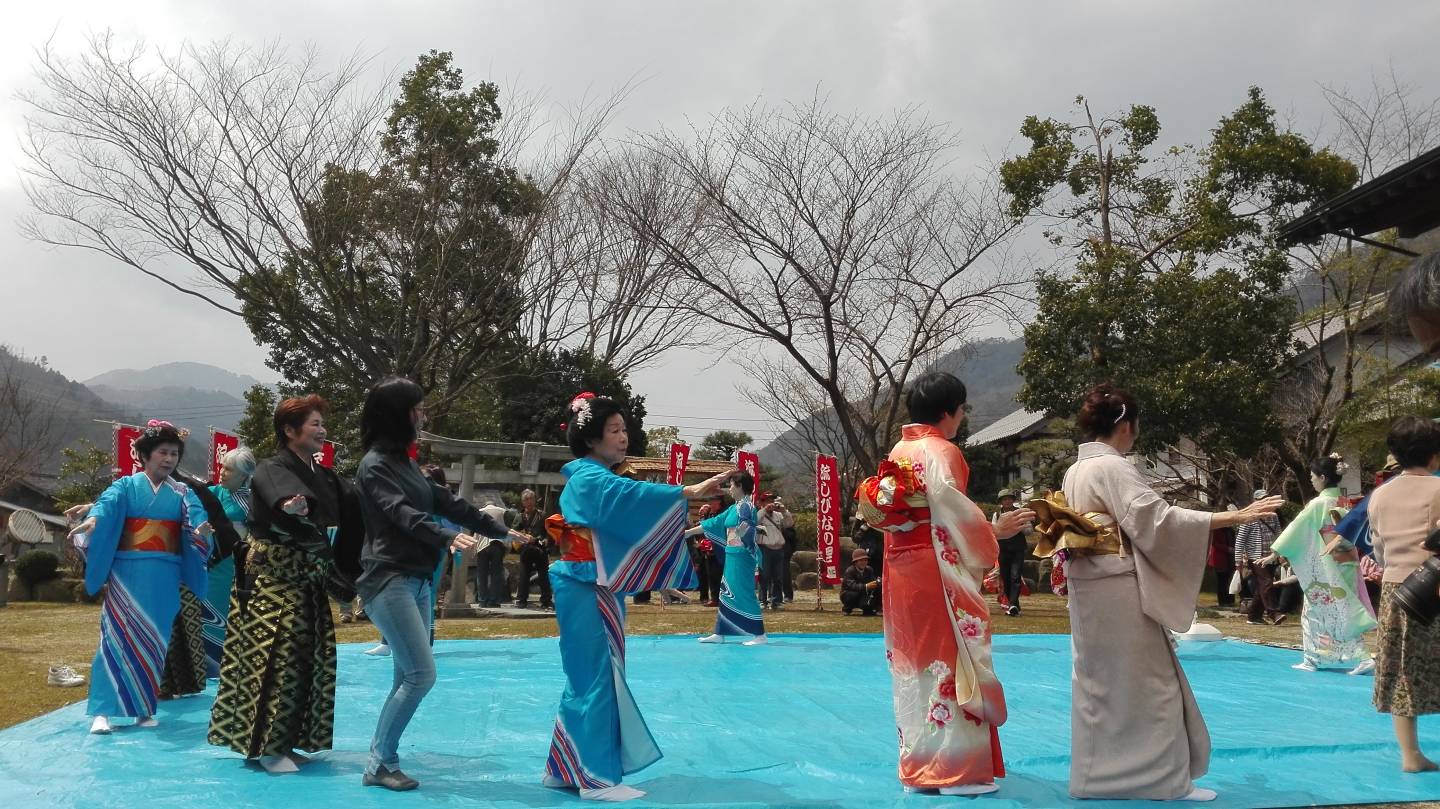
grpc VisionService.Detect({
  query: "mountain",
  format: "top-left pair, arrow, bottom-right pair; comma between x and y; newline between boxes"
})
84,362 -> 262,400
756,336 -> 1026,472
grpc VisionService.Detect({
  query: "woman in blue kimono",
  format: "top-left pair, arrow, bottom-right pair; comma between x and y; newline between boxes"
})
543,393 -> 728,802
688,472 -> 766,645
67,421 -> 212,735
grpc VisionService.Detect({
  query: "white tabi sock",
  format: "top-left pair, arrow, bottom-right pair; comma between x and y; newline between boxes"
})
939,783 -> 999,796
579,784 -> 646,802
89,716 -> 112,735
259,754 -> 300,774
1176,787 -> 1217,802
698,633 -> 725,644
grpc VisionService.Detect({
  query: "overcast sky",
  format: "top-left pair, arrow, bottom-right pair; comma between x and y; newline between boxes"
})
2,1 -> 1439,446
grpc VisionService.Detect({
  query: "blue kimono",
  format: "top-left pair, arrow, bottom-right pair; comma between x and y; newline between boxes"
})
703,499 -> 765,637
546,457 -> 694,790
83,473 -> 209,718
203,485 -> 250,674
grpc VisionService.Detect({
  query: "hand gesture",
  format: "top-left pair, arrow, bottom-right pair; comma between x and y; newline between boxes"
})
450,534 -> 480,553
64,503 -> 93,524
994,508 -> 1036,539
282,495 -> 309,516
1237,496 -> 1284,524
195,521 -> 215,539
866,580 -> 879,590
68,516 -> 97,539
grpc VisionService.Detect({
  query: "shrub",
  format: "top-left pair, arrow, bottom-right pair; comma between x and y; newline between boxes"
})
14,550 -> 62,587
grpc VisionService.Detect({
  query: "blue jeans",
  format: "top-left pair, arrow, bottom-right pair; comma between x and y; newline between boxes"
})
363,575 -> 435,775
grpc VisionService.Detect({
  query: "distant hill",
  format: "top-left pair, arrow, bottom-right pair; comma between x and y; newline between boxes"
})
756,336 -> 1026,473
3,351 -> 268,479
85,362 -> 262,400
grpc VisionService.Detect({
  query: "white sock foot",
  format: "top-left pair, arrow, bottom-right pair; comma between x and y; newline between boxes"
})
136,716 -> 158,728
939,783 -> 999,796
89,716 -> 112,735
742,634 -> 768,646
542,774 -> 572,789
1176,787 -> 1217,802
287,750 -> 312,766
259,754 -> 300,774
364,643 -> 391,657
1349,658 -> 1376,676
1292,660 -> 1317,672
580,784 -> 646,802
698,633 -> 725,644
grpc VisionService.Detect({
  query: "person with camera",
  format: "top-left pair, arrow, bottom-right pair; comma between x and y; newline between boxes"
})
1364,415 -> 1440,772
840,547 -> 881,615
757,493 -> 792,611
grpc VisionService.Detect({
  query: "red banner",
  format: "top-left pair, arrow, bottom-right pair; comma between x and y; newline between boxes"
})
114,424 -> 144,478
815,454 -> 842,584
317,440 -> 337,469
737,450 -> 761,495
667,442 -> 691,485
209,429 -> 241,484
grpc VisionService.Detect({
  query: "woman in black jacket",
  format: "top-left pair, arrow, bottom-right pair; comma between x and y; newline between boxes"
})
353,377 -> 521,791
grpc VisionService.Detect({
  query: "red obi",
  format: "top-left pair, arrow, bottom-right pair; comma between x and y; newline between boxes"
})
545,514 -> 596,563
856,459 -> 930,530
120,518 -> 181,553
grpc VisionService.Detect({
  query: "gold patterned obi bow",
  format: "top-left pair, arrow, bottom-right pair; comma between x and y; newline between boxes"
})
1029,492 -> 1126,558
120,518 -> 181,554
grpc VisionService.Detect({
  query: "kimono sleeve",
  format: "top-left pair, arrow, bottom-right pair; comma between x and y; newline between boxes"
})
700,507 -> 729,544
83,478 -> 128,596
1270,499 -> 1321,562
1104,458 -> 1212,631
569,467 -> 685,529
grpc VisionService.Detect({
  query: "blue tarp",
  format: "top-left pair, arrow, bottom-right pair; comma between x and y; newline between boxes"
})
1,634 -> 1436,808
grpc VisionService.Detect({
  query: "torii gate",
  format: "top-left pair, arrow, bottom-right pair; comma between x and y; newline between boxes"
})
418,430 -> 571,616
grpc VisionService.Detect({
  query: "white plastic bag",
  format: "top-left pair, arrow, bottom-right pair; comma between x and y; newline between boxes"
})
1228,570 -> 1243,596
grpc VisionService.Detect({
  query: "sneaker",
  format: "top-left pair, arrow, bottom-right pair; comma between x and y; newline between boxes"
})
364,643 -> 391,657
362,765 -> 418,791
1245,619 -> 1266,625
47,665 -> 85,687
1272,614 -> 1288,625
1006,605 -> 1020,617
339,613 -> 354,624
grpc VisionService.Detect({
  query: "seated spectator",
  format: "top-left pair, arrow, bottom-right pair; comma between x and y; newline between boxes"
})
841,548 -> 881,616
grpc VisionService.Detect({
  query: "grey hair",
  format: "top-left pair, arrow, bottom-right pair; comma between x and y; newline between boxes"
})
1390,251 -> 1440,325
222,446 -> 257,479
520,488 -> 537,500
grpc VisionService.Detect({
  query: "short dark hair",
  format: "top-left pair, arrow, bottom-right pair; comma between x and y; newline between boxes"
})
1387,416 -> 1440,469
361,376 -> 425,452
1309,455 -> 1345,488
905,372 -> 968,425
1391,251 -> 1440,328
729,470 -> 755,495
1076,383 -> 1138,439
273,394 -> 329,447
566,396 -> 626,458
134,424 -> 185,463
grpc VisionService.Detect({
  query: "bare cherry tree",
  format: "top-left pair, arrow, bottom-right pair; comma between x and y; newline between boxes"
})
0,348 -> 63,495
599,98 -> 1026,474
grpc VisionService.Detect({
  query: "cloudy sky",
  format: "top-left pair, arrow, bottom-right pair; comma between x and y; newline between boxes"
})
2,0 -> 1438,446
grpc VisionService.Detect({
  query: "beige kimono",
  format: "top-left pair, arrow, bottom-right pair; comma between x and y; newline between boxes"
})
1061,442 -> 1213,800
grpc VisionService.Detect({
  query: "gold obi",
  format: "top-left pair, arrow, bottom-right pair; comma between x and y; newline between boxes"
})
120,518 -> 181,554
1028,492 -> 1126,559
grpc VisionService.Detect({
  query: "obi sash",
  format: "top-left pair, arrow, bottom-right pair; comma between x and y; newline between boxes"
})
120,518 -> 181,554
546,514 -> 597,563
1030,492 -> 1126,558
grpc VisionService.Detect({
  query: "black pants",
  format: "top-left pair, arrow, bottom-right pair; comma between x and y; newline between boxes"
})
997,535 -> 1027,609
759,547 -> 786,607
841,587 -> 881,614
1214,562 -> 1236,607
782,548 -> 796,601
516,545 -> 553,607
472,542 -> 508,606
693,552 -> 719,601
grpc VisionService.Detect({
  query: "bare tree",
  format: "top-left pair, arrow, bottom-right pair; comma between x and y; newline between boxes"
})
0,348 -> 63,495
520,148 -> 708,375
19,35 -> 644,419
599,98 -> 1026,474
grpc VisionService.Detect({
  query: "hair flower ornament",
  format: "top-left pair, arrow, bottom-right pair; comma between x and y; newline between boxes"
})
569,392 -> 597,430
142,419 -> 189,440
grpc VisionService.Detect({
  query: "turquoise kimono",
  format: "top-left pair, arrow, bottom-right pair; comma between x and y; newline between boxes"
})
203,485 -> 250,674
545,457 -> 694,790
83,473 -> 209,718
1271,488 -> 1375,668
703,499 -> 765,637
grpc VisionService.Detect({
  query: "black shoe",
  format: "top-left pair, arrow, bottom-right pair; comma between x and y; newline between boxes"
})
363,765 -> 419,791
514,602 -> 529,609
539,603 -> 554,611
1006,605 -> 1020,617
842,608 -> 853,615
862,609 -> 877,616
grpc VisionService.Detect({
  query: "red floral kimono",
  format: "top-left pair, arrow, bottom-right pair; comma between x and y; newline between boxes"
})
867,424 -> 1006,789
